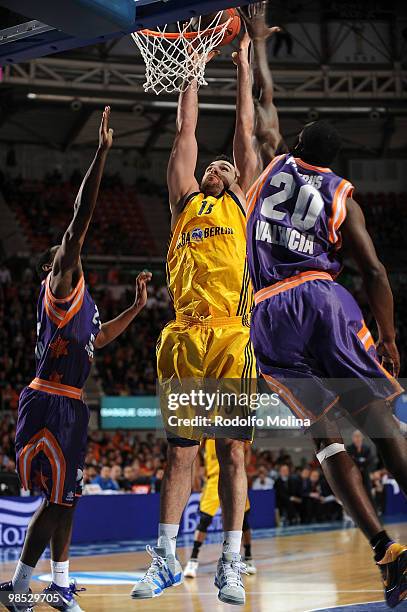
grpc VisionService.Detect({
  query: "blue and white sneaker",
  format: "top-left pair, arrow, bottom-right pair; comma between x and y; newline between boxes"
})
214,552 -> 248,606
131,545 -> 183,599
42,580 -> 86,611
0,581 -> 33,611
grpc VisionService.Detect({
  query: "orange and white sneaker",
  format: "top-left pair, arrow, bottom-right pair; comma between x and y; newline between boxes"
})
377,542 -> 407,608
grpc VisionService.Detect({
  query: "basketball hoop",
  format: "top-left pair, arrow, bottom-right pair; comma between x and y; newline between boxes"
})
131,11 -> 231,95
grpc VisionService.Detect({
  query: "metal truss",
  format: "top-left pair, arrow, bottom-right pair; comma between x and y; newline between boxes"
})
3,57 -> 406,105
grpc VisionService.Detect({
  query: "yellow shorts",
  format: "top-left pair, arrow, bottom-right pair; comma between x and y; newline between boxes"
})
200,473 -> 251,517
157,314 -> 256,442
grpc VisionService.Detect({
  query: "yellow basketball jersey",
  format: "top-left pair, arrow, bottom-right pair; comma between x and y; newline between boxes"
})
204,439 -> 220,478
167,191 -> 252,318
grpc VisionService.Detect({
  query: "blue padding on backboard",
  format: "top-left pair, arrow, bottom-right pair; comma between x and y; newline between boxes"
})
0,0 -> 254,65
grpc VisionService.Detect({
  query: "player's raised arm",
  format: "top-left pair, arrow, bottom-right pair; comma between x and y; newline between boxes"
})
95,271 -> 152,349
342,197 -> 400,376
232,33 -> 259,198
239,2 -> 283,167
50,107 -> 113,298
167,81 -> 200,224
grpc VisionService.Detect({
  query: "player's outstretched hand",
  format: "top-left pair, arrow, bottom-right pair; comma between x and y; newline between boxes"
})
238,1 -> 280,41
232,32 -> 250,66
99,106 -> 114,152
376,338 -> 401,378
134,270 -> 152,312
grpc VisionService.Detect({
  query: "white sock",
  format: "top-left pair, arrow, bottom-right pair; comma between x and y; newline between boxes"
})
158,523 -> 179,556
51,560 -> 69,588
222,531 -> 242,555
12,561 -> 34,593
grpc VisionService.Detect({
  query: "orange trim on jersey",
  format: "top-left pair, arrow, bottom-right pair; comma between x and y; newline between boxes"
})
356,321 -> 404,396
46,274 -> 84,304
44,275 -> 85,329
377,360 -> 404,392
18,430 -> 43,492
261,372 -> 314,421
357,321 -> 375,351
254,271 -> 333,305
329,180 -> 354,244
29,377 -> 83,400
18,428 -> 67,504
42,429 -> 66,504
246,155 -> 285,220
294,158 -> 332,173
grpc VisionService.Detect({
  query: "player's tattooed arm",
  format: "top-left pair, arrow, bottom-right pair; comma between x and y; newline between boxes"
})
238,2 -> 283,167
95,271 -> 152,349
342,197 -> 400,376
167,81 -> 200,227
50,107 -> 113,298
232,33 -> 259,199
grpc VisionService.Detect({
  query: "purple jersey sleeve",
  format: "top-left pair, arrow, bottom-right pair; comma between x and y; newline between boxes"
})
246,154 -> 354,293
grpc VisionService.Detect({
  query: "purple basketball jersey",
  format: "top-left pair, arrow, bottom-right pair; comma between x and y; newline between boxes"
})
34,274 -> 101,390
246,154 -> 354,293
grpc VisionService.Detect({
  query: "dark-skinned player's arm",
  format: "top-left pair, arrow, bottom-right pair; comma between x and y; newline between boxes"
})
50,106 -> 113,299
238,2 -> 282,167
167,82 -> 200,227
94,271 -> 152,349
341,197 -> 400,376
232,33 -> 260,200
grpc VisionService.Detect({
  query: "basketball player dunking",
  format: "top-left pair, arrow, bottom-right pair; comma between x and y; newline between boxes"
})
0,108 -> 151,612
242,4 -> 407,607
132,44 -> 258,605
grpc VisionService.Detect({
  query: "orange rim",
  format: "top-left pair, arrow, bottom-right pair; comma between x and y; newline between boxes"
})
136,9 -> 234,40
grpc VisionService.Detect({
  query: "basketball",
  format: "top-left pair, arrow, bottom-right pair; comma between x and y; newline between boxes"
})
191,8 -> 241,47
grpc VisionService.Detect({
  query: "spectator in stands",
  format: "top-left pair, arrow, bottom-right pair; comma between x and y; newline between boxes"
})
346,430 -> 373,499
252,465 -> 274,490
302,469 -> 322,523
274,464 -> 302,525
110,465 -> 122,489
118,465 -> 136,492
371,469 -> 385,516
91,466 -> 119,491
150,467 -> 164,493
0,263 -> 11,285
0,460 -> 20,496
319,477 -> 342,522
83,466 -> 97,486
299,466 -> 311,523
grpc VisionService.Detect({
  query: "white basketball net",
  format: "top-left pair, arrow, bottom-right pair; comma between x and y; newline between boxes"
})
131,11 -> 230,95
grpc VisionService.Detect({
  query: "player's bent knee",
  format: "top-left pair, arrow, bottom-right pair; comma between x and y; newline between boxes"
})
197,512 -> 213,533
316,443 -> 346,464
167,444 -> 197,469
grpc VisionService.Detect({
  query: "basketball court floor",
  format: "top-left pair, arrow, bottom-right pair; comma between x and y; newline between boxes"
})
1,522 -> 406,612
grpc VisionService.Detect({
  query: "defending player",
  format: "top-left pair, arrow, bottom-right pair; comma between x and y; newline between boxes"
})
0,108 -> 151,612
244,7 -> 407,606
132,44 -> 258,606
184,439 -> 256,578
238,0 -> 287,167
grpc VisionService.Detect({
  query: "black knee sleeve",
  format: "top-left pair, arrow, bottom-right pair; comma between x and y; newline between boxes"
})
242,510 -> 250,532
197,511 -> 213,533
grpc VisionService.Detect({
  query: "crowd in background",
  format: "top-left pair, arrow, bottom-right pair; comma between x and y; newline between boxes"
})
1,260 -> 406,409
0,409 -> 390,524
0,171 -> 157,257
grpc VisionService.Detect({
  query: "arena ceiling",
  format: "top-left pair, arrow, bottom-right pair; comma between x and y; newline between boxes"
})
0,1 -> 406,157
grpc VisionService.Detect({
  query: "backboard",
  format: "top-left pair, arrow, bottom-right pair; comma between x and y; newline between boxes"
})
0,0 -> 254,65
